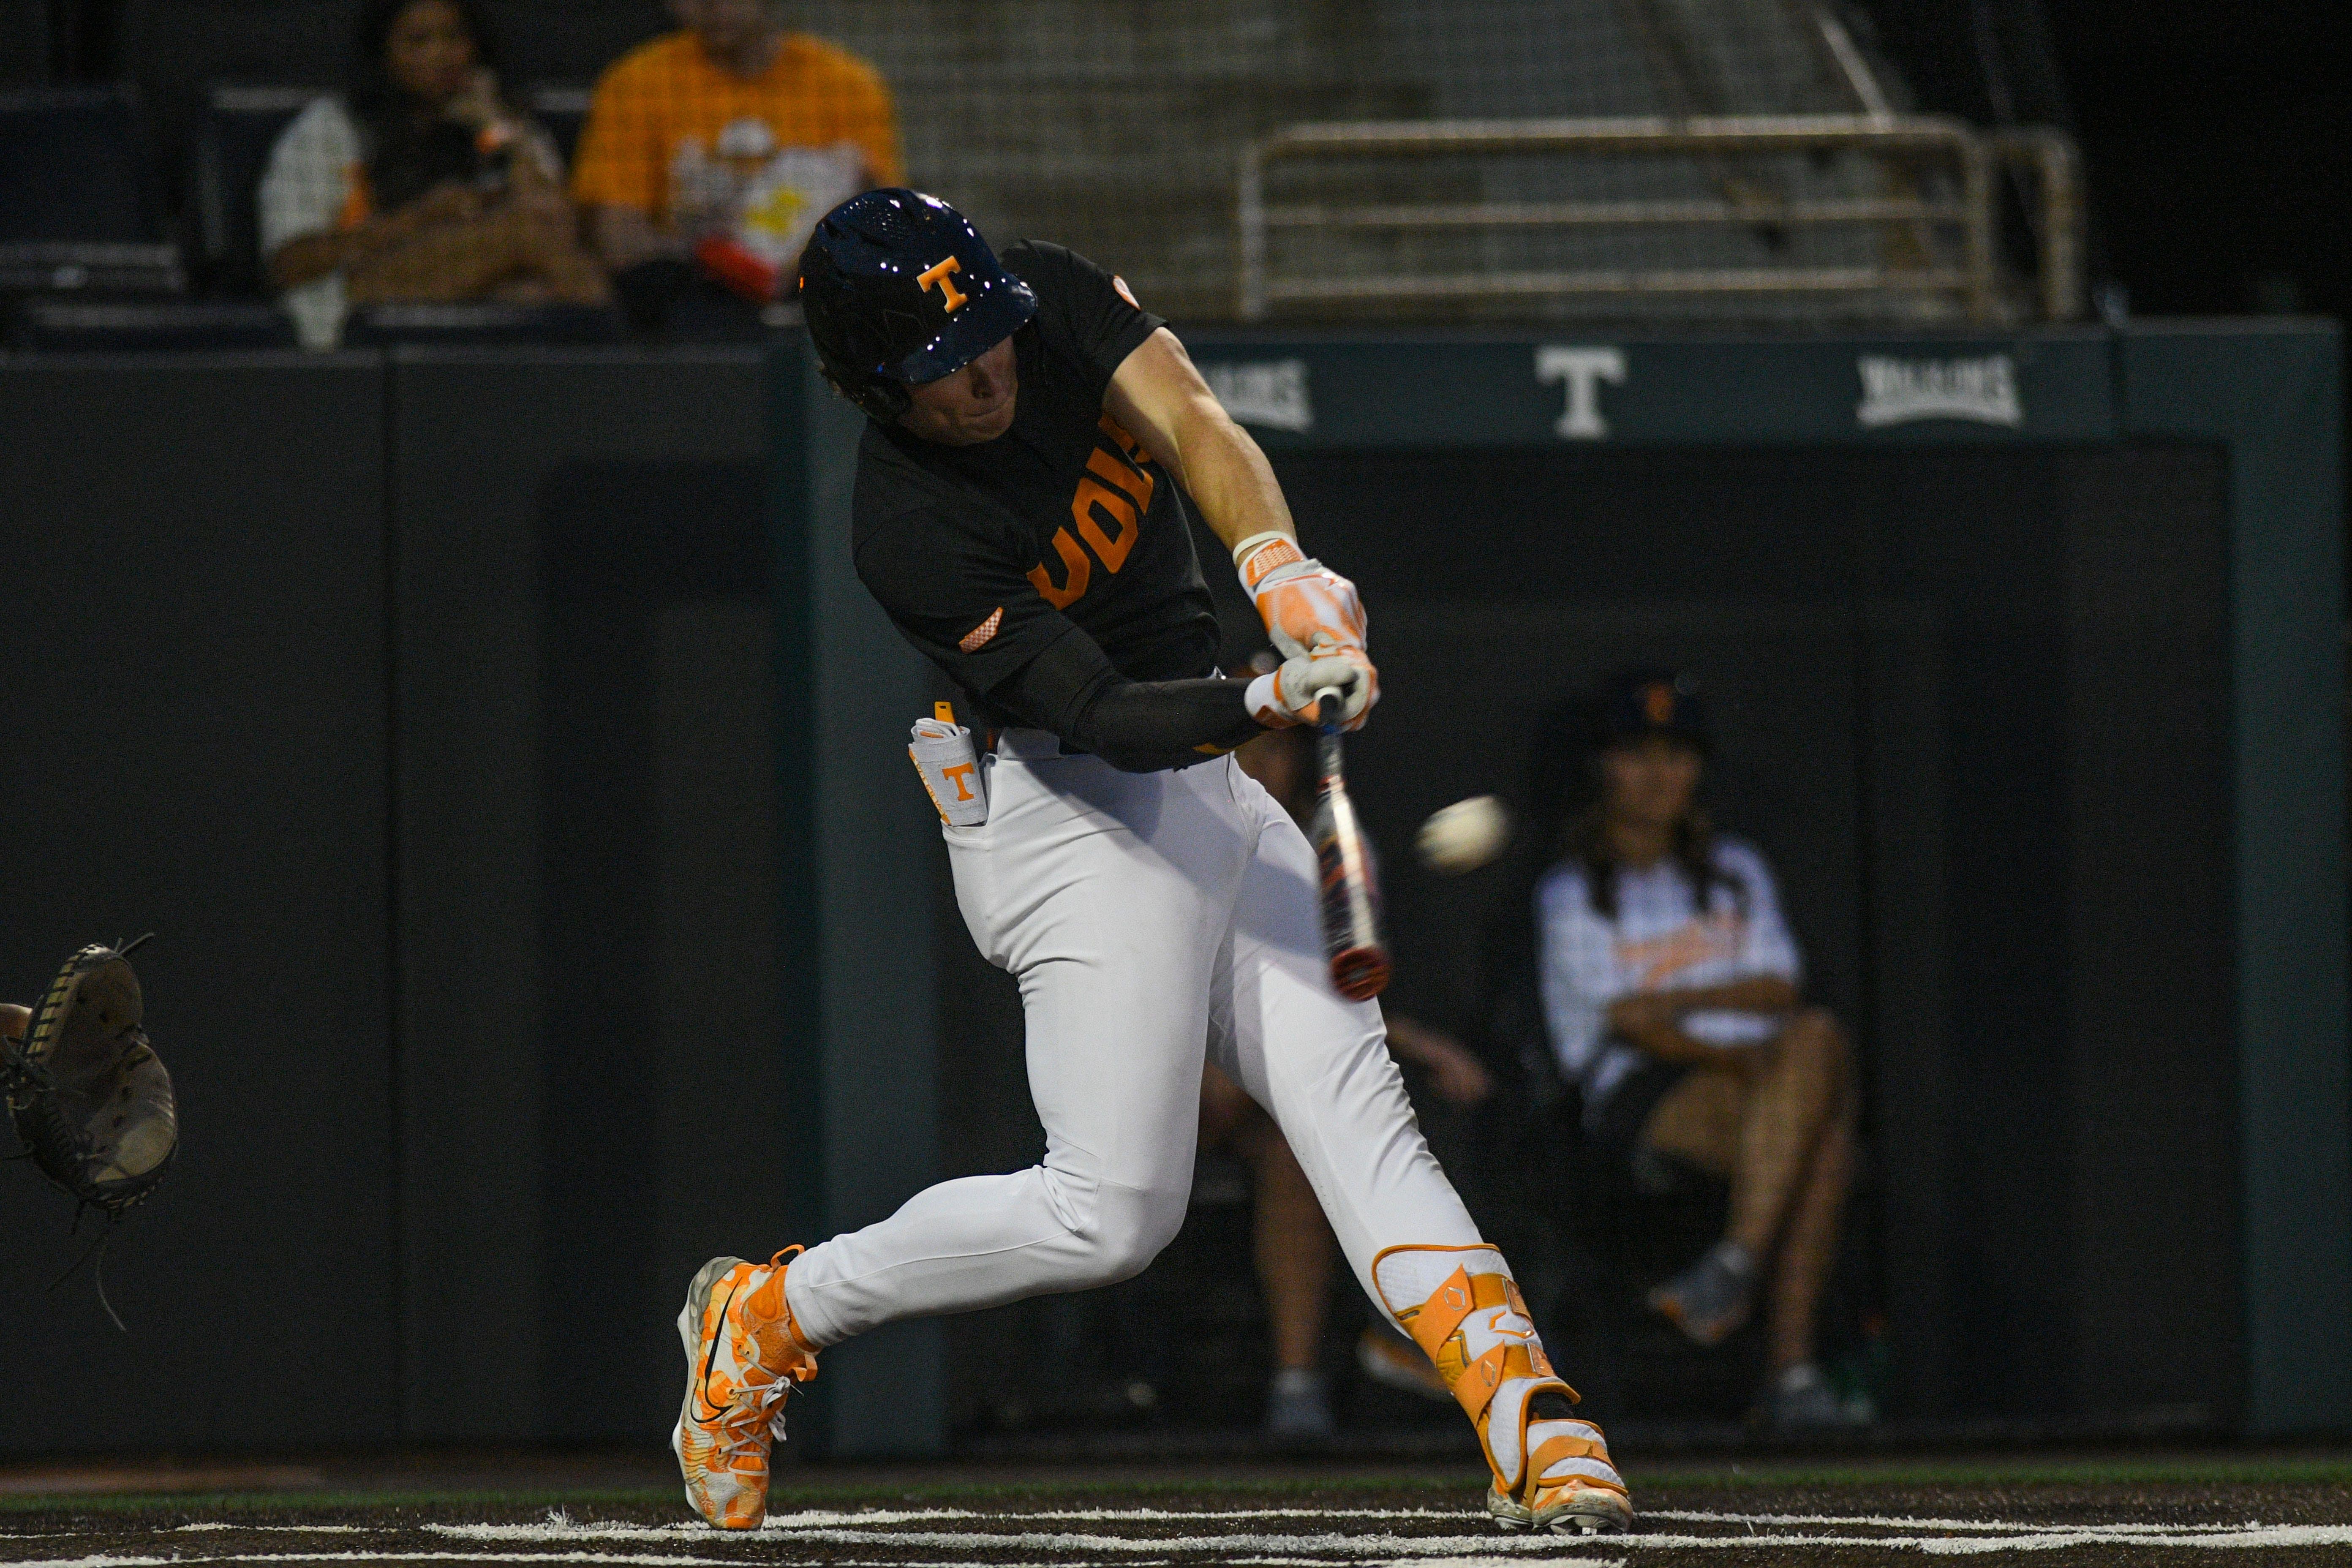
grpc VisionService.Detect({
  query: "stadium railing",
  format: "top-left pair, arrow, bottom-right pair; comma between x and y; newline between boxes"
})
1240,114 -> 2082,326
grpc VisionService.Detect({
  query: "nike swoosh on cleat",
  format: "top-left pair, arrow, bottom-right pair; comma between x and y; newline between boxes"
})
694,1279 -> 742,1423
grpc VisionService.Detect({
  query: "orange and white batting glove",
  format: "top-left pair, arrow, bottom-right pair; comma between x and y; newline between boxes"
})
1245,649 -> 1379,732
1235,532 -> 1369,662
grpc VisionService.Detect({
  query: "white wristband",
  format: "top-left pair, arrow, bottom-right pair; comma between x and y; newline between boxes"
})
1230,531 -> 1294,570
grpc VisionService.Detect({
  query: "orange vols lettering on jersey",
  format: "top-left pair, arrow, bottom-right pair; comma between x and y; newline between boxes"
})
1026,417 -> 1160,610
1099,413 -> 1144,460
1026,527 -> 1092,608
918,257 -> 967,312
1071,479 -> 1139,572
1086,443 -> 1155,511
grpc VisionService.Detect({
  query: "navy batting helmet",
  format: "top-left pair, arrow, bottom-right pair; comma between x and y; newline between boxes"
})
797,189 -> 1038,421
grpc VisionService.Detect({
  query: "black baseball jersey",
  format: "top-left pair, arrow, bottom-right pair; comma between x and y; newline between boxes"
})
852,242 -> 1241,764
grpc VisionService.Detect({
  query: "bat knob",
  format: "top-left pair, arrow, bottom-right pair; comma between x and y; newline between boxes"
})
1313,686 -> 1345,732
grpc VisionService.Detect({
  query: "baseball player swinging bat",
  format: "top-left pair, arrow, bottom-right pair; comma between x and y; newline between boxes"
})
663,190 -> 1632,1541
1312,688 -> 1390,1001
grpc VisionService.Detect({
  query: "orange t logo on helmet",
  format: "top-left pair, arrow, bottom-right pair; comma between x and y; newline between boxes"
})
918,256 -> 968,312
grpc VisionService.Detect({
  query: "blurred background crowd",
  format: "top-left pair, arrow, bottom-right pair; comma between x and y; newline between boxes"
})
0,0 -> 2336,348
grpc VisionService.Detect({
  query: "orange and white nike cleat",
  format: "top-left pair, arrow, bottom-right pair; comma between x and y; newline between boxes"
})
672,1249 -> 820,1530
1373,1244 -> 1633,1537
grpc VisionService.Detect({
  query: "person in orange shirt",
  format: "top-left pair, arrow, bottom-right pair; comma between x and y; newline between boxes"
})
572,0 -> 901,294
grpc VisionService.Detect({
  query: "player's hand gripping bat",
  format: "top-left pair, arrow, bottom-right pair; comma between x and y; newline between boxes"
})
1310,687 -> 1391,1001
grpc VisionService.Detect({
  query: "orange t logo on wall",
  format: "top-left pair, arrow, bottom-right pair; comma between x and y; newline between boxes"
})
1026,416 -> 1158,610
918,256 -> 967,312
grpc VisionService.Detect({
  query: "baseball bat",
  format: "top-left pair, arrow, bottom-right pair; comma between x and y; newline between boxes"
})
1309,687 -> 1392,1002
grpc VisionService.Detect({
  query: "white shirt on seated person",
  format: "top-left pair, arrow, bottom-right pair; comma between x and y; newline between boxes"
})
1536,836 -> 1801,1124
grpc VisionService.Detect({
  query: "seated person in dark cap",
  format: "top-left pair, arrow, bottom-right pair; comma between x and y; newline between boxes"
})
1533,670 -> 1861,1431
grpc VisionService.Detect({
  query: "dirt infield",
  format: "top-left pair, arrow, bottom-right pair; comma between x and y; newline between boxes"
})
3,1456 -> 2352,1566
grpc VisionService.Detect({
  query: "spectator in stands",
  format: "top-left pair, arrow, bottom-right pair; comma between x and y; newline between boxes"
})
1532,670 -> 1861,1432
1226,724 -> 1499,1436
260,0 -> 608,347
570,0 -> 901,314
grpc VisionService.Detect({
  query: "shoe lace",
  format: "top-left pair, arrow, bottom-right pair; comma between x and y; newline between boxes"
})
702,1356 -> 795,1462
705,1246 -> 815,1456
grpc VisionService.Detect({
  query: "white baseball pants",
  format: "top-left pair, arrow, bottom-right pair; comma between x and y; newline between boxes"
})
783,730 -> 1485,1349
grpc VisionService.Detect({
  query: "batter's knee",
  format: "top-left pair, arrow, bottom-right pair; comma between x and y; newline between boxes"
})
1065,1179 -> 1190,1290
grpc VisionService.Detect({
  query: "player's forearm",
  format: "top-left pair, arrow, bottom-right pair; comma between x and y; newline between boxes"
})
1170,401 -> 1298,556
1107,329 -> 1298,554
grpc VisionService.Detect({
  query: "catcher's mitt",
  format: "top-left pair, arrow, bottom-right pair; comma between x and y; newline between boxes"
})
1,937 -> 177,1215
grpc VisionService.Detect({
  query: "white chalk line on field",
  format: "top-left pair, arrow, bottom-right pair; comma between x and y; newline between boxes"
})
12,1506 -> 2352,1563
430,1505 -> 2292,1544
432,1523 -> 2352,1556
1910,1525 -> 2352,1555
176,1524 -> 369,1533
1645,1509 -> 2250,1535
434,1508 -> 1481,1541
444,1525 -> 1620,1556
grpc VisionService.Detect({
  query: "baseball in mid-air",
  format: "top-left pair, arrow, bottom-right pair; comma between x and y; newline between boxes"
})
1415,794 -> 1513,875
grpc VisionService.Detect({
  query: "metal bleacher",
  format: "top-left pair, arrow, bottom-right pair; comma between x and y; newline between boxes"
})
782,0 -> 2079,326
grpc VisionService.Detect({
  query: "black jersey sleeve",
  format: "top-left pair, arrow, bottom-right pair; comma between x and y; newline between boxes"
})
1002,240 -> 1166,399
996,626 -> 1262,772
856,506 -> 1260,772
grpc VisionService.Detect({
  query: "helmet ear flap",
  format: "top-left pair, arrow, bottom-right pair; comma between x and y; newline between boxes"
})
801,250 -> 912,422
818,362 -> 911,422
